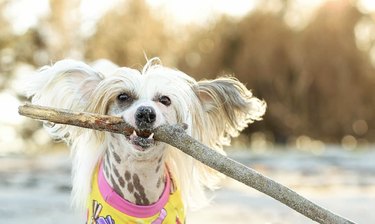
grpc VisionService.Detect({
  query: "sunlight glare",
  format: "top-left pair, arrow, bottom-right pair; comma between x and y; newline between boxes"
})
0,91 -> 24,125
5,0 -> 375,34
358,0 -> 375,13
3,0 -> 49,34
146,0 -> 258,25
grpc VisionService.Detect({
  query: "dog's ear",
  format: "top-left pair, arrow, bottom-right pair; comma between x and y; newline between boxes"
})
24,59 -> 103,106
23,59 -> 104,141
195,77 -> 266,146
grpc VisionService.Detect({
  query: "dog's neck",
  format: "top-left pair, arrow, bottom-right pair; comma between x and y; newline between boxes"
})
102,141 -> 166,206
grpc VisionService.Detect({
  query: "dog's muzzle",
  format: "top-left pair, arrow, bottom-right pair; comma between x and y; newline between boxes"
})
126,106 -> 156,150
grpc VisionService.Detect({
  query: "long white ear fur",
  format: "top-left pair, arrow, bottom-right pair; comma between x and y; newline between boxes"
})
196,76 -> 266,147
23,59 -> 103,141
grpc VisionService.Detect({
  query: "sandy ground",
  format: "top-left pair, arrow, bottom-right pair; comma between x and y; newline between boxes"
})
0,147 -> 374,224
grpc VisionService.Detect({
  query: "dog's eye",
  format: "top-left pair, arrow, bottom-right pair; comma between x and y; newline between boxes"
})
159,96 -> 171,106
117,93 -> 131,102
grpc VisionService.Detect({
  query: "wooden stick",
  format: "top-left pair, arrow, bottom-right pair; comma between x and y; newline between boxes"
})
18,103 -> 134,135
18,103 -> 355,224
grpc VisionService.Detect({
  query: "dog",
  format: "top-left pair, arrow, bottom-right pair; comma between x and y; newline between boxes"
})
24,58 -> 266,223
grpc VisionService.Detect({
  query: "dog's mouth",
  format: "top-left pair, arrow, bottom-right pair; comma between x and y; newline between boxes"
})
126,129 -> 155,151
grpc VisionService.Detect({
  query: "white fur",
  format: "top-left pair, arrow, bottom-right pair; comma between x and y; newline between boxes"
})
23,58 -> 266,211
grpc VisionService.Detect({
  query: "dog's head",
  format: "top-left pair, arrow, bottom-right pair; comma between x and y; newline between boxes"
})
24,58 -> 266,209
87,61 -> 197,159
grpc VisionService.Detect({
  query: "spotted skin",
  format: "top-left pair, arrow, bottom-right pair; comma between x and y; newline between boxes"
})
102,144 -> 166,206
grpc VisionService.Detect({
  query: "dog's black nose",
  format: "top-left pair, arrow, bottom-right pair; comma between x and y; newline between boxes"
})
135,106 -> 156,128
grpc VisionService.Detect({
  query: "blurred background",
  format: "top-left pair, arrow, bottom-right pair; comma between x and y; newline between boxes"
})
0,0 -> 374,223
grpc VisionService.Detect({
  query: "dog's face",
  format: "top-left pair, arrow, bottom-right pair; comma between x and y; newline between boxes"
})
91,66 -> 197,159
109,89 -> 173,152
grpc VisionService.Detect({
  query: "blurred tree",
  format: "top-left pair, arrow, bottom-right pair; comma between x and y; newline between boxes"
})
177,13 -> 295,142
293,1 -> 375,141
0,1 -> 12,50
233,12 -> 295,142
0,0 -> 75,71
176,1 -> 375,143
0,1 -> 27,90
39,0 -> 82,62
177,16 -> 241,77
84,0 -> 176,67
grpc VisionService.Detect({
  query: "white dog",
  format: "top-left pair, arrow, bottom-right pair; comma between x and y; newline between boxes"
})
24,58 -> 266,223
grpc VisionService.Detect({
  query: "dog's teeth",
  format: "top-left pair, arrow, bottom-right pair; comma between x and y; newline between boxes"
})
132,130 -> 138,136
148,133 -> 154,139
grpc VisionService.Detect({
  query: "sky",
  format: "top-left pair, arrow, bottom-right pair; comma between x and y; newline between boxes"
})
4,0 -> 259,34
5,0 -> 375,35
4,0 -> 375,34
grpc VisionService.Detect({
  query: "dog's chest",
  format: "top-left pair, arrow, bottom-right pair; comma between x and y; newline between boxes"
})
87,164 -> 185,223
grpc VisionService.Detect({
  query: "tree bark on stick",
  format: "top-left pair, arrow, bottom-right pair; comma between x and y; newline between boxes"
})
18,103 -> 355,224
